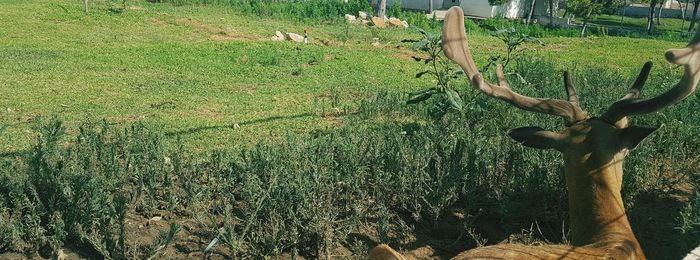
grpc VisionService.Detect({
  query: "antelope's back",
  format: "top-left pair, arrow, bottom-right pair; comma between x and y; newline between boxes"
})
451,244 -> 629,260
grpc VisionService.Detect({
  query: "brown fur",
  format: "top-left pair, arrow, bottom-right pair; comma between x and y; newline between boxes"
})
368,244 -> 405,260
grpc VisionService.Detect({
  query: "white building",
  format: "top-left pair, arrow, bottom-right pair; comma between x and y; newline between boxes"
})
384,0 -> 552,19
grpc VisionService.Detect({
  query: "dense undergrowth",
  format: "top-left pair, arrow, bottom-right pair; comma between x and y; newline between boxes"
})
1,55 -> 698,259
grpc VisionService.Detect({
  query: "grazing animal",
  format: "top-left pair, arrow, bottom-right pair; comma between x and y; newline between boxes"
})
369,6 -> 700,260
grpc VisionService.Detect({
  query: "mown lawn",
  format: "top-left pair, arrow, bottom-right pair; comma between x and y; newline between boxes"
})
0,0 -> 687,155
591,13 -> 689,33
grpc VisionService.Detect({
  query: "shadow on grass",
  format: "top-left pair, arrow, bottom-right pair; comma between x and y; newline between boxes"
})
589,16 -> 648,30
165,112 -> 315,137
0,113 -> 316,159
629,191 -> 688,260
0,150 -> 29,160
366,187 -> 687,258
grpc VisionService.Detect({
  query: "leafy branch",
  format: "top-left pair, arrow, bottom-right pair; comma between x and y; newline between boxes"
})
482,26 -> 544,70
403,27 -> 464,119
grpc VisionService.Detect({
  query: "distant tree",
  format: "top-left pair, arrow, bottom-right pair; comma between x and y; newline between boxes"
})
647,0 -> 658,33
527,0 -> 537,24
567,0 -> 623,37
681,0 -> 689,29
549,0 -> 555,25
656,1 -> 663,25
378,0 -> 387,18
690,0 -> 700,31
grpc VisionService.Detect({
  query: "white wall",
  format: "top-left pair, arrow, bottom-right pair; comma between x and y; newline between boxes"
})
460,0 -> 496,18
495,0 -> 550,19
385,0 -> 444,12
459,0 -> 550,19
381,0 -> 551,19
495,0 -> 525,18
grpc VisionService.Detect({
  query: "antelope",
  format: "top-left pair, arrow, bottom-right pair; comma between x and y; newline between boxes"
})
369,6 -> 700,260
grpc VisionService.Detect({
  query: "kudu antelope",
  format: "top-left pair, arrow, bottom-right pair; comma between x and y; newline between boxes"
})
369,6 -> 700,260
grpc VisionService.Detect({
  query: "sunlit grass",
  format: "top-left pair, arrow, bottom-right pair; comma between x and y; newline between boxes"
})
0,0 -> 687,155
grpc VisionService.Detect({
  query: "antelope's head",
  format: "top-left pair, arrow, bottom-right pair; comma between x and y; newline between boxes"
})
442,7 -> 700,180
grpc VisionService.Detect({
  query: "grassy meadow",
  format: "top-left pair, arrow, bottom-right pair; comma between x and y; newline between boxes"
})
1,0 -> 699,259
0,0 -> 683,154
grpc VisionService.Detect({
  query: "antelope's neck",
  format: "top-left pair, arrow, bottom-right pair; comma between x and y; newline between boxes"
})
563,153 -> 645,258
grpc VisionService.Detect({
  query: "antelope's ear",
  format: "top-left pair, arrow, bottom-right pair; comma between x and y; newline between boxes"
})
619,125 -> 660,150
508,127 -> 568,152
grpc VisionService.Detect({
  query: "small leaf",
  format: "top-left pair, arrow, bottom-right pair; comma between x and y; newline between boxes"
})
446,89 -> 463,110
415,70 -> 433,78
411,39 -> 429,51
410,25 -> 427,35
482,24 -> 497,32
406,88 -> 437,104
494,28 -> 509,35
429,105 -> 447,119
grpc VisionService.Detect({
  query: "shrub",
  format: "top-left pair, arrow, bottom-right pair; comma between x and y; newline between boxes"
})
157,0 -> 373,22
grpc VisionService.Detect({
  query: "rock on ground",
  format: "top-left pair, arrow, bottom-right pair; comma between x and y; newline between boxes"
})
388,17 -> 402,27
286,33 -> 304,43
371,16 -> 385,28
271,30 -> 284,41
345,14 -> 356,23
358,11 -> 368,20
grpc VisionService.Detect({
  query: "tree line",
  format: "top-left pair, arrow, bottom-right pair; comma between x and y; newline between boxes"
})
370,0 -> 699,37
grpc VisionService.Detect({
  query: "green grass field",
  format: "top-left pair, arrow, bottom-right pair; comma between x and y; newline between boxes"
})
1,0 -> 699,259
592,13 -> 689,33
0,0 -> 684,155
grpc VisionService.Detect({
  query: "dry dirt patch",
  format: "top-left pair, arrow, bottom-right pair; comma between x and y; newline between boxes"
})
149,17 -> 261,41
175,17 -> 260,41
391,45 -> 420,61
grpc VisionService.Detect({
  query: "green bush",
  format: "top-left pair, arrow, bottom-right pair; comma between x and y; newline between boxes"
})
401,11 -> 434,30
386,0 -> 402,18
0,119 -> 178,259
157,0 -> 373,22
